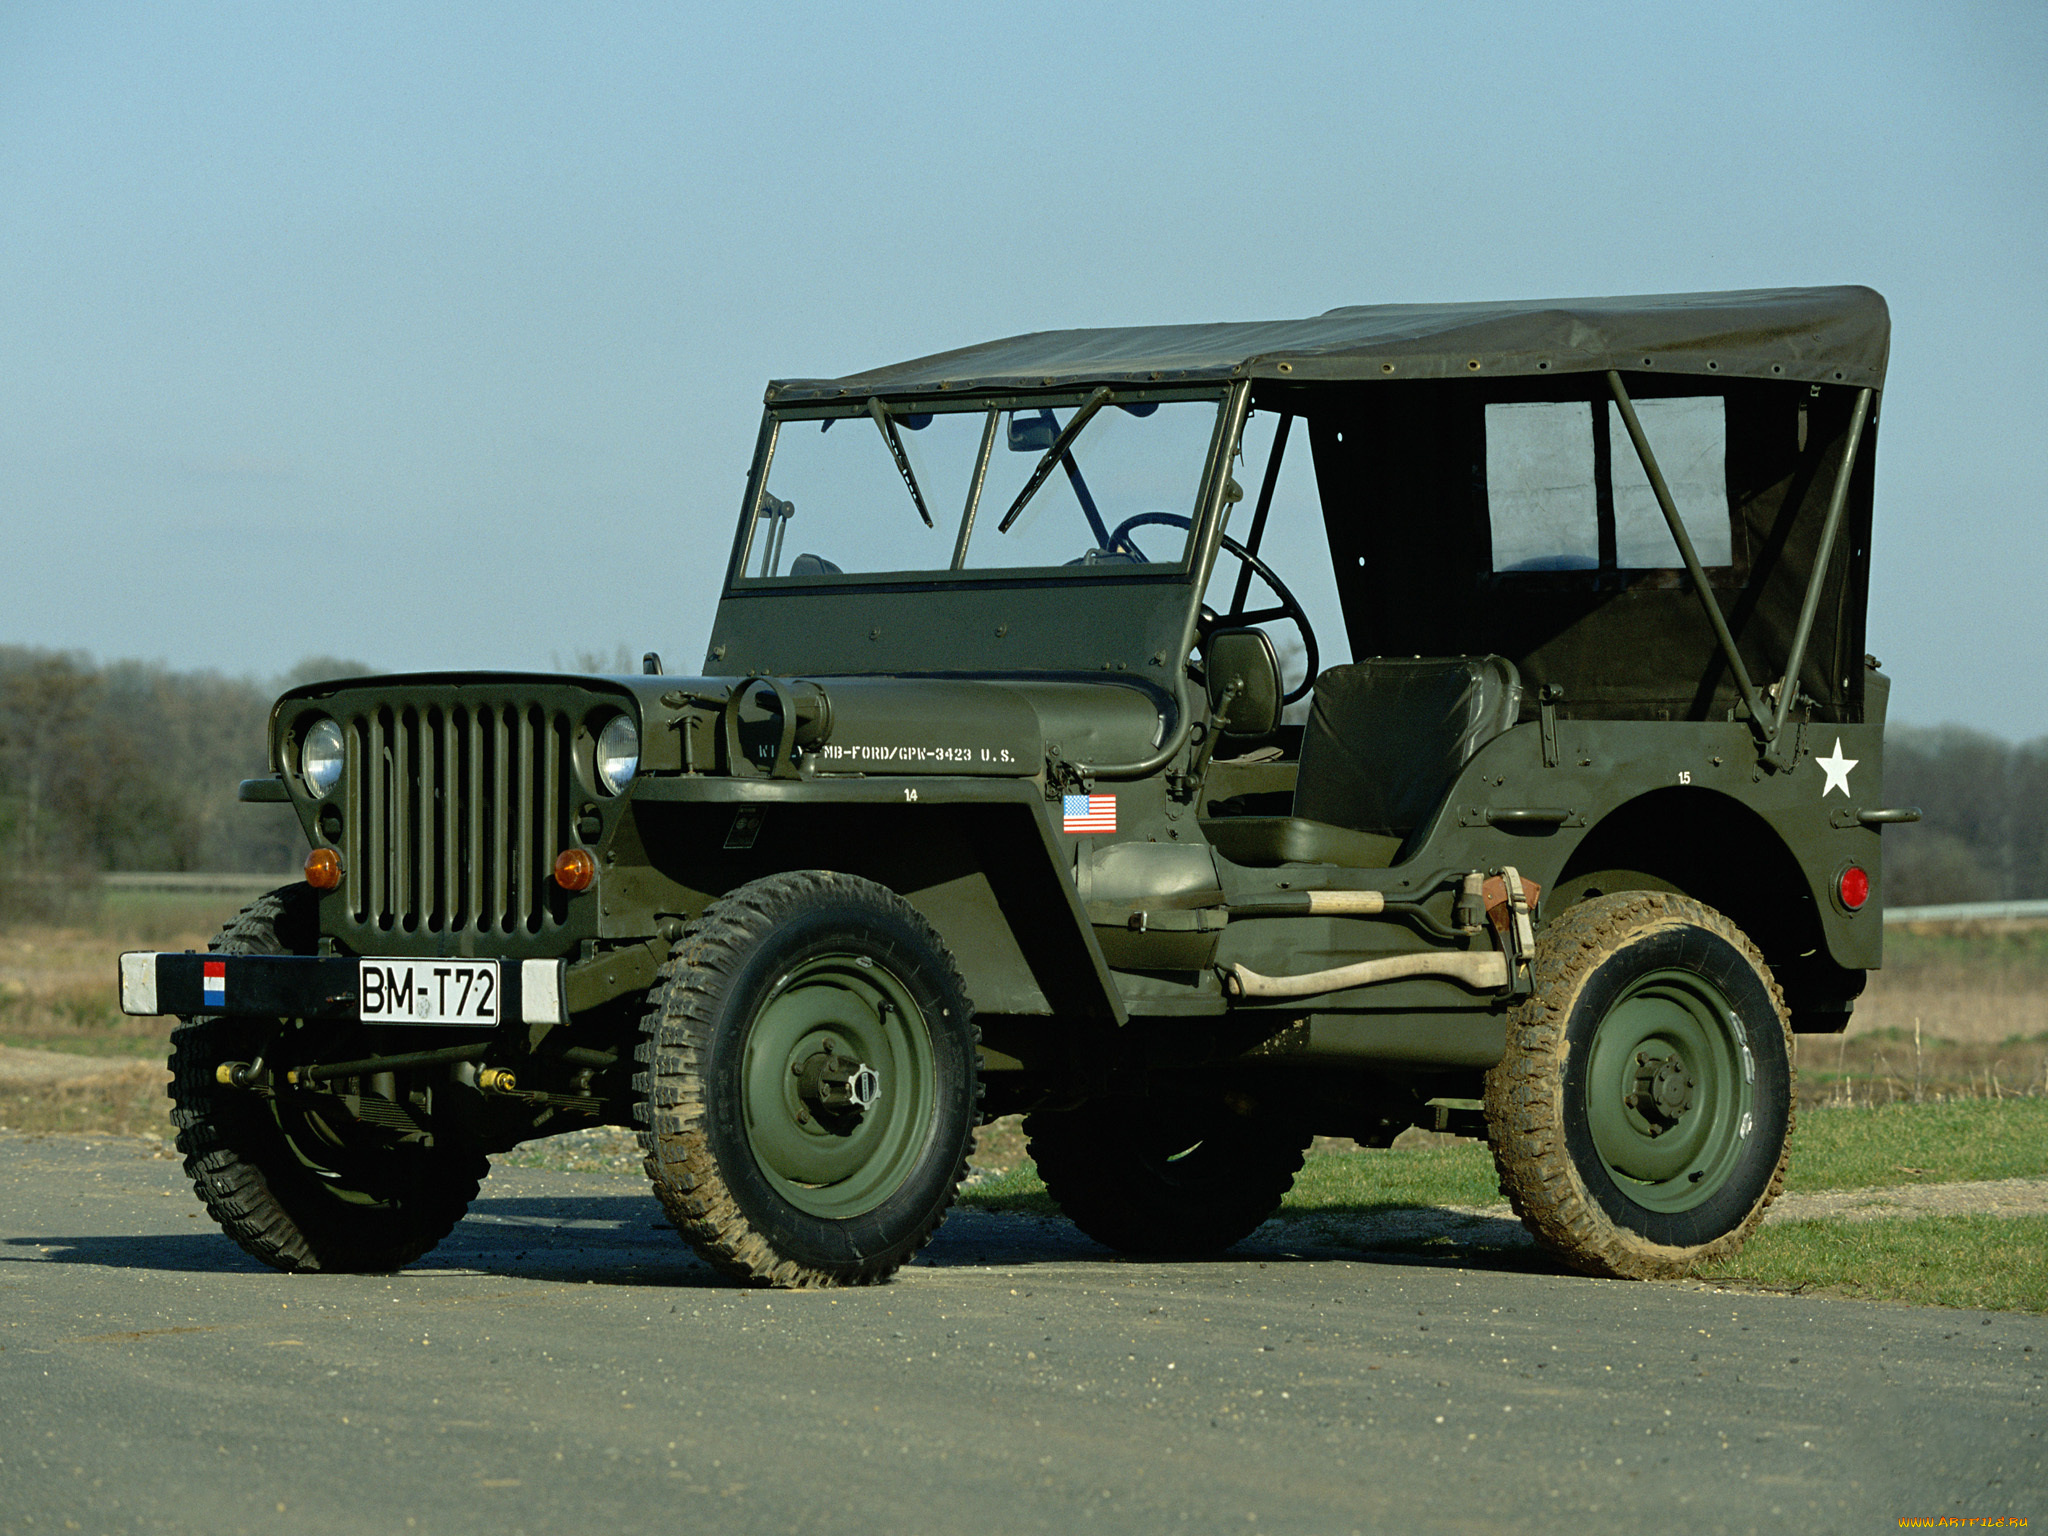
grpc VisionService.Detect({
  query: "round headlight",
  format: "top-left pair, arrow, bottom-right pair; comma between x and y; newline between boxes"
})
595,714 -> 639,796
301,718 -> 345,797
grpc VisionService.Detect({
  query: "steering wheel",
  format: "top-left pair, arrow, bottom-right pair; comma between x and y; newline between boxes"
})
1106,512 -> 1320,704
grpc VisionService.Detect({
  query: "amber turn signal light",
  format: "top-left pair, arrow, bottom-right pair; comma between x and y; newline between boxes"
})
553,849 -> 596,892
303,848 -> 342,890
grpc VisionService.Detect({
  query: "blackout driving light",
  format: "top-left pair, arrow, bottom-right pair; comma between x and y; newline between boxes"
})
301,717 -> 345,797
596,714 -> 639,795
553,849 -> 596,891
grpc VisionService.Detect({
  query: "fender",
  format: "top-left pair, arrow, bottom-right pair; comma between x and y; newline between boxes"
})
626,776 -> 1126,1026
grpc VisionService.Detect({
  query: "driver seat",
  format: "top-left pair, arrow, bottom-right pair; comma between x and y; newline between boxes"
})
1202,655 -> 1523,868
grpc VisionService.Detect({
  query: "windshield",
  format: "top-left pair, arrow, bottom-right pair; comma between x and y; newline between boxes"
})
734,391 -> 1225,582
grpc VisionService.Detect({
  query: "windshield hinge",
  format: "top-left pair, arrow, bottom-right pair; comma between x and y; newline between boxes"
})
1044,744 -> 1088,798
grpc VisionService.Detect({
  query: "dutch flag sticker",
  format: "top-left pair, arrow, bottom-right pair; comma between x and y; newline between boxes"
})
201,960 -> 226,1007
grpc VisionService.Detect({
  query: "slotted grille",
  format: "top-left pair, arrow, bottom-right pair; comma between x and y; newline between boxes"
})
341,701 -> 572,934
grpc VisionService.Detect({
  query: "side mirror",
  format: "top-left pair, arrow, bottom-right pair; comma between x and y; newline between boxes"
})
1007,410 -> 1059,453
1205,628 -> 1281,738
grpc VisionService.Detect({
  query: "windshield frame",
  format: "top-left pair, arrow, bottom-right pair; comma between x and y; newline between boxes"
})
723,384 -> 1236,591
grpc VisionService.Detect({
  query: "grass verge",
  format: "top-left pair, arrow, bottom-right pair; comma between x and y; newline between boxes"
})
960,1101 -> 2048,1219
1790,1097 -> 2048,1190
1695,1214 -> 2048,1312
957,1101 -> 2048,1311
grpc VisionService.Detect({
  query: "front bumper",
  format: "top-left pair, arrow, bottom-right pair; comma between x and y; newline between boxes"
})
119,951 -> 568,1026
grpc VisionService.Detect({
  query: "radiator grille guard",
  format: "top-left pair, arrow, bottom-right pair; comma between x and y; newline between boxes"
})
339,700 -> 574,935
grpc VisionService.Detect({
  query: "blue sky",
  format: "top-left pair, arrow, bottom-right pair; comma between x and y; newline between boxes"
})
2,3 -> 2042,732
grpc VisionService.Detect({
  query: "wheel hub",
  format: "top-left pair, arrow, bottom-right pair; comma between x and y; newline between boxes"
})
1627,1049 -> 1694,1133
793,1037 -> 880,1125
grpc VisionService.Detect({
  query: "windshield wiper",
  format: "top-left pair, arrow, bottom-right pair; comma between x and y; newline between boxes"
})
866,397 -> 934,528
996,386 -> 1113,534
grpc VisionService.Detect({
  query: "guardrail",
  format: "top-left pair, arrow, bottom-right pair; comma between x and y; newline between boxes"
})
1883,899 -> 2048,924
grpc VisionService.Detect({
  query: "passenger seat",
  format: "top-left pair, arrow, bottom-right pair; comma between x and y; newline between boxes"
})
1201,655 -> 1523,868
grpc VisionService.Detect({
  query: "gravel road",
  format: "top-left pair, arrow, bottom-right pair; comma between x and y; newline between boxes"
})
1,1131 -> 2041,1535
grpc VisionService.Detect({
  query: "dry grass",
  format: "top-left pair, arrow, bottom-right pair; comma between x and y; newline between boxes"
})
0,892 -> 249,1138
1802,919 -> 2048,1108
1792,1028 -> 2048,1109
1852,982 -> 2048,1045
0,889 -> 249,1050
1854,919 -> 2048,1043
0,1065 -> 173,1137
0,932 -> 174,1060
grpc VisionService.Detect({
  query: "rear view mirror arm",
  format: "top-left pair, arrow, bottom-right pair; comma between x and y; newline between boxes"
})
1606,370 -> 1773,747
1771,386 -> 1873,739
756,493 -> 794,577
1059,452 -> 1112,550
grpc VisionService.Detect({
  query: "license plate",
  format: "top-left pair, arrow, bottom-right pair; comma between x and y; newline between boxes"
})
358,960 -> 501,1026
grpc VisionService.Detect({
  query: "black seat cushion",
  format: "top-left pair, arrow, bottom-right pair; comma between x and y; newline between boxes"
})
1292,656 -> 1523,839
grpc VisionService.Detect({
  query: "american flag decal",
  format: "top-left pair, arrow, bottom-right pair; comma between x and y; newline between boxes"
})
1062,794 -> 1116,834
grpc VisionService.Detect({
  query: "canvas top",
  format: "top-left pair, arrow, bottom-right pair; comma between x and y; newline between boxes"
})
766,285 -> 1888,403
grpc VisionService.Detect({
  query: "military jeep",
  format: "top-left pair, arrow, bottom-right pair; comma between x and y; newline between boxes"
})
123,286 -> 1915,1286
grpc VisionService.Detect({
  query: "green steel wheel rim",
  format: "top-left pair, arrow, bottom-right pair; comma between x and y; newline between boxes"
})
1583,966 -> 1755,1214
740,952 -> 936,1220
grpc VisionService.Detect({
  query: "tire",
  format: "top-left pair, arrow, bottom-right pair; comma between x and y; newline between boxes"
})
1484,891 -> 1794,1280
1025,1097 -> 1310,1256
633,871 -> 980,1287
168,884 -> 488,1274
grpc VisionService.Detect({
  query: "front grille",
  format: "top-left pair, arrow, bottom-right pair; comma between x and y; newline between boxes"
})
341,701 -> 572,934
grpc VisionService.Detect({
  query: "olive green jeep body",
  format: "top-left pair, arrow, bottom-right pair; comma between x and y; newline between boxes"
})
125,287 -> 1915,1284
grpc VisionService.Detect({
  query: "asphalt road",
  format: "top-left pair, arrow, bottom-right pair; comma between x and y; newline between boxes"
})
1,1132 -> 2040,1535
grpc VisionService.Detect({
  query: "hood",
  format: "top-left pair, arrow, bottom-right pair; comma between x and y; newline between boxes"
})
646,673 -> 1172,780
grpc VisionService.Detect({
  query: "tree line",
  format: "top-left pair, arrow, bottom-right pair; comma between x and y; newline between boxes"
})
0,648 -> 366,896
1881,725 -> 2048,906
0,646 -> 2032,907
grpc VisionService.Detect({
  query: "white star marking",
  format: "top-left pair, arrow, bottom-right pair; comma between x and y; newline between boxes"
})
1816,738 -> 1858,798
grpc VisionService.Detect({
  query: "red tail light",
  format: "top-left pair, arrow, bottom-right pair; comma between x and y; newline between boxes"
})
1838,865 -> 1870,911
